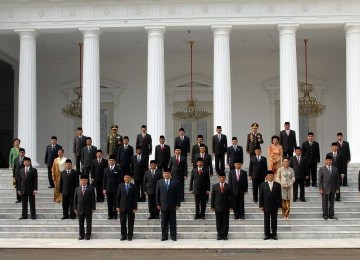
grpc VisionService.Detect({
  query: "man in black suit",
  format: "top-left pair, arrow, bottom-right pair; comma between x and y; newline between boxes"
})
191,135 -> 209,168
212,126 -> 227,175
116,173 -> 138,241
174,128 -> 190,159
327,142 -> 346,201
301,132 -> 321,187
155,135 -> 171,171
44,136 -> 62,188
279,122 -> 297,158
90,149 -> 108,202
336,132 -> 351,186
131,146 -> 148,202
59,159 -> 79,219
143,160 -> 163,219
81,137 -> 97,177
156,168 -> 181,241
228,160 -> 248,220
249,148 -> 268,203
289,147 -> 307,202
259,170 -> 282,240
194,144 -> 213,176
246,123 -> 264,159
74,175 -> 96,240
136,125 -> 152,168
18,157 -> 38,220
211,172 -> 233,240
73,127 -> 87,173
103,155 -> 122,219
189,158 -> 210,220
13,148 -> 25,203
117,136 -> 134,176
227,137 -> 244,171
168,147 -> 188,202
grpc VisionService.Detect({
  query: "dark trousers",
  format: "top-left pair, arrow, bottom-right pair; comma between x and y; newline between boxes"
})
194,193 -> 207,218
94,181 -> 104,202
264,210 -> 278,237
21,194 -> 36,218
293,178 -> 305,201
82,167 -> 91,177
215,153 -> 225,173
147,194 -> 159,217
135,180 -> 145,201
62,194 -> 75,218
75,155 -> 82,173
161,209 -> 177,239
282,151 -> 293,158
178,178 -> 185,201
15,180 -> 21,201
342,164 -> 348,186
233,193 -> 245,219
215,210 -> 230,239
106,192 -> 117,218
306,162 -> 317,186
252,178 -> 264,202
78,213 -> 92,238
120,211 -> 135,238
47,166 -> 54,187
322,192 -> 335,217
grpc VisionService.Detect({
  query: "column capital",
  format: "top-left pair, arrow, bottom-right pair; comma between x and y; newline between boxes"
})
211,25 -> 232,36
79,27 -> 101,37
344,24 -> 360,34
278,24 -> 299,34
14,29 -> 37,38
145,26 -> 166,36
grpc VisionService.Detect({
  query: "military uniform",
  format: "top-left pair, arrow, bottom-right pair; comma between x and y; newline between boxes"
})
107,125 -> 123,156
246,123 -> 264,158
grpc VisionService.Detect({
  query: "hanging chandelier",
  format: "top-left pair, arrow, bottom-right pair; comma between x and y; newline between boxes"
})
298,39 -> 326,117
172,41 -> 211,121
62,43 -> 83,118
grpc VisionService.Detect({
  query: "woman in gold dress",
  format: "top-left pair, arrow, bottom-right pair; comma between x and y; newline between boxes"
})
276,158 -> 295,220
267,135 -> 283,174
51,148 -> 67,203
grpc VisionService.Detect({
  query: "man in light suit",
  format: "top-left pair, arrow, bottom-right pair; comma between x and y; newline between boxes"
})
81,137 -> 97,177
279,122 -> 297,158
74,175 -> 96,240
117,136 -> 134,176
289,147 -> 307,202
191,135 -> 209,168
249,148 -> 268,203
155,135 -> 171,171
246,123 -> 264,159
90,150 -> 108,202
212,126 -> 228,174
318,155 -> 341,220
336,132 -> 351,186
168,147 -> 188,202
174,128 -> 190,159
44,136 -> 62,188
136,125 -> 152,168
227,137 -> 244,171
327,143 -> 346,202
302,132 -> 321,187
73,127 -> 87,173
143,160 -> 163,219
131,146 -> 148,202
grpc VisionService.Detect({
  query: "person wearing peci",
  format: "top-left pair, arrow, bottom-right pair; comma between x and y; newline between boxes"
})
279,122 -> 297,158
81,137 -> 97,177
227,137 -> 244,171
44,136 -> 62,188
117,136 -> 134,176
143,160 -> 163,219
51,148 -> 67,203
135,125 -> 152,168
174,128 -> 190,159
267,135 -> 283,174
336,132 -> 351,187
131,146 -> 148,202
289,147 -> 307,202
191,135 -> 209,169
276,158 -> 295,220
90,149 -> 108,203
212,126 -> 228,175
301,132 -> 320,187
246,123 -> 264,159
168,147 -> 188,202
249,148 -> 268,203
155,135 -> 171,172
194,144 -> 213,176
327,142 -> 346,202
73,127 -> 87,174
13,147 -> 25,203
107,124 -> 123,158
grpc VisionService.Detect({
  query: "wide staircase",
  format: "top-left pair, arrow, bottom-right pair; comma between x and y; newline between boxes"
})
0,167 -> 359,240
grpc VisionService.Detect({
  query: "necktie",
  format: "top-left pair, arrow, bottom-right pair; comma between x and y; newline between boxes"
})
176,156 -> 180,165
151,171 -> 155,178
181,136 -> 184,141
269,182 -> 273,191
328,166 -> 331,173
166,180 -> 169,191
137,155 -> 141,162
82,186 -> 86,195
52,145 -> 55,150
233,145 -> 236,150
161,145 -> 164,151
298,156 -> 301,164
25,168 -> 28,177
257,156 -> 260,162
125,145 -> 128,150
201,153 -> 204,159
333,153 -> 337,160
198,168 -> 202,175
236,170 -> 240,181
286,130 -> 289,136
126,184 -> 129,194
218,134 -> 221,141
67,170 -> 70,176
220,183 -> 224,193
98,158 -> 101,165
88,146 -> 91,152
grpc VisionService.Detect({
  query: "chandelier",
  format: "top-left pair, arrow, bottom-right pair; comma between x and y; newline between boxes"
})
298,39 -> 326,117
62,43 -> 83,118
172,41 -> 211,121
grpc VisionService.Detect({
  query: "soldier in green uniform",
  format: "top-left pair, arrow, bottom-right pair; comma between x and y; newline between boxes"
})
107,125 -> 123,157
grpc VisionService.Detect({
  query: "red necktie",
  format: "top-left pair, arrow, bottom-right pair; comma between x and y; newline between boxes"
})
25,168 -> 28,177
176,156 -> 180,166
236,170 -> 240,181
220,183 -> 224,193
161,145 -> 164,151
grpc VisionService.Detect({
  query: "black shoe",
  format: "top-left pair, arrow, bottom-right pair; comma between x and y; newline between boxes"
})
253,200 -> 258,203
305,184 -> 310,187
171,237 -> 177,241
120,237 -> 127,241
148,216 -> 153,220
161,238 -> 168,241
15,200 -> 21,203
127,237 -> 132,241
107,216 -> 113,220
234,216 -> 239,220
217,236 -> 222,240
272,235 -> 278,240
113,216 -> 117,220
31,216 -> 36,220
78,236 -> 84,240
19,217 -> 27,220
312,184 -> 318,187
329,216 -> 338,220
61,216 -> 69,220
223,237 -> 228,240
48,186 -> 54,188
293,199 -> 297,202
239,216 -> 245,220
194,215 -> 199,220
85,237 -> 90,240
264,236 -> 270,240
323,216 -> 329,220
300,199 -> 307,202
335,198 -> 341,202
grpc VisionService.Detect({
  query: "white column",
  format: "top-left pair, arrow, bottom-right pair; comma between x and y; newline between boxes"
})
212,25 -> 232,144
145,26 -> 166,158
345,24 -> 360,164
15,29 -> 38,165
278,24 -> 299,142
80,28 -> 101,148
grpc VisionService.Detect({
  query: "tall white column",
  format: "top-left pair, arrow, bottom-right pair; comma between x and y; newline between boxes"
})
80,28 -> 101,148
145,26 -> 166,158
212,25 -> 232,144
345,24 -> 360,164
278,24 -> 299,142
15,29 -> 38,165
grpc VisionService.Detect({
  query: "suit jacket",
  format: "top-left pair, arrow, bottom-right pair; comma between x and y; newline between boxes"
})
259,181 -> 282,212
136,133 -> 152,156
194,153 -> 213,175
116,182 -> 138,212
226,145 -> 244,167
44,144 -> 62,167
143,169 -> 163,195
103,166 -> 123,193
81,145 -> 97,168
130,154 -> 148,181
289,155 -> 307,179
211,182 -> 233,212
249,156 -> 268,180
246,132 -> 264,154
117,145 -> 134,168
73,135 -> 87,156
189,168 -> 210,194
73,185 -> 96,215
337,141 -> 351,162
168,155 -> 188,180
156,179 -> 181,211
318,165 -> 341,194
191,144 -> 208,165
155,144 -> 171,168
279,130 -> 297,153
174,136 -> 190,156
59,169 -> 79,196
13,156 -> 25,181
18,167 -> 38,195
301,141 -> 320,164
90,158 -> 108,183
327,152 -> 346,175
212,134 -> 228,155
228,169 -> 248,196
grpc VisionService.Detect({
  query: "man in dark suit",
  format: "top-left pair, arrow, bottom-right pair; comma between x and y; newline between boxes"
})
116,173 -> 138,241
212,126 -> 228,174
289,147 -> 307,202
194,144 -> 213,176
103,155 -> 122,219
259,170 -> 282,240
74,175 -> 96,240
131,146 -> 148,202
228,161 -> 248,220
156,168 -> 181,241
44,136 -> 62,188
336,132 -> 351,186
90,150 -> 108,202
174,128 -> 190,159
168,147 -> 188,202
73,127 -> 87,173
189,158 -> 210,220
318,155 -> 341,220
136,125 -> 152,168
301,132 -> 321,187
143,160 -> 163,219
81,137 -> 97,177
246,123 -> 264,159
211,172 -> 233,240
227,137 -> 244,171
279,122 -> 297,158
59,159 -> 79,219
191,135 -> 208,168
13,148 -> 25,203
327,143 -> 346,201
117,136 -> 134,176
18,157 -> 38,220
155,135 -> 171,171
249,148 -> 268,203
